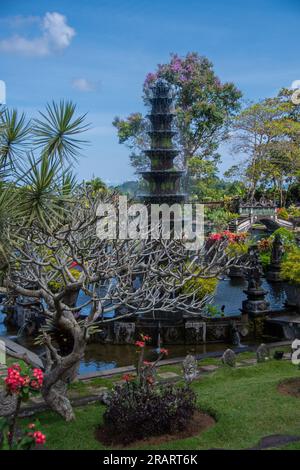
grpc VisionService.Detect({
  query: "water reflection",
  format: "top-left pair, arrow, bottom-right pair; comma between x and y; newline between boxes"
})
213,278 -> 286,316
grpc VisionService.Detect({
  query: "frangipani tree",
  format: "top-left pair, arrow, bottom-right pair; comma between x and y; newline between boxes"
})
6,186 -> 240,421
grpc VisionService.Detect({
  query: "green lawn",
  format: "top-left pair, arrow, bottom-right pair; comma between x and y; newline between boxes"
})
21,357 -> 300,450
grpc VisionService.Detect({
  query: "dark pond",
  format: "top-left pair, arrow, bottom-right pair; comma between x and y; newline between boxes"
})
0,277 -> 287,373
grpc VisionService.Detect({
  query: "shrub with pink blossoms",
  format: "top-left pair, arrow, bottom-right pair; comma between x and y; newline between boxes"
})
0,362 -> 46,450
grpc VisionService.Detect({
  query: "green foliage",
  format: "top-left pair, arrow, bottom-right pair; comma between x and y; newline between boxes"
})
205,208 -> 238,231
259,252 -> 271,272
228,88 -> 300,204
270,227 -> 296,247
280,247 -> 300,285
48,267 -> 81,293
113,52 -> 241,181
182,276 -> 217,300
33,100 -> 90,163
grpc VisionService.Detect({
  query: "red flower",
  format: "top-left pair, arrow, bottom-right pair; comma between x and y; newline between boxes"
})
122,373 -> 134,382
210,233 -> 222,241
32,431 -> 46,445
135,340 -> 145,348
142,334 -> 151,342
159,348 -> 169,356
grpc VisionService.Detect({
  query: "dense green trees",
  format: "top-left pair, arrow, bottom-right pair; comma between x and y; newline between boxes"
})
113,52 -> 242,194
226,89 -> 300,206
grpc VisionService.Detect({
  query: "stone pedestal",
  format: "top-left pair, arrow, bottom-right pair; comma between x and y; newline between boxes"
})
241,286 -> 270,317
266,262 -> 282,282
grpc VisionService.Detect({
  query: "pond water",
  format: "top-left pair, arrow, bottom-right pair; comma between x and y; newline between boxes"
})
0,277 -> 287,374
213,278 -> 286,316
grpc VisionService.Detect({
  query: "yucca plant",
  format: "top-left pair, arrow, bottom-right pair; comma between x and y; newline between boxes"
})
0,101 -> 89,230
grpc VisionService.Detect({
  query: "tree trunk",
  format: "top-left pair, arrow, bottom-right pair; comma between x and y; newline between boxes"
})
42,379 -> 75,422
41,327 -> 86,421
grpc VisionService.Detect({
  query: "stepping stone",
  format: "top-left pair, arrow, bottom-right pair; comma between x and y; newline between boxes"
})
199,365 -> 219,372
241,359 -> 257,365
157,371 -> 179,380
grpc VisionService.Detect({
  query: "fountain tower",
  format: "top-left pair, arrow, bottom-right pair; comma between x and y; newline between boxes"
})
139,79 -> 186,205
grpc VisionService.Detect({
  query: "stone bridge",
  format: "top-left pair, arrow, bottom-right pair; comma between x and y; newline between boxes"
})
228,200 -> 294,233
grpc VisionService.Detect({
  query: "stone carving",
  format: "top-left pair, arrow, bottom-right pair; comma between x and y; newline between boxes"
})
222,349 -> 236,367
182,354 -> 198,383
114,322 -> 136,344
185,321 -> 206,343
241,246 -> 270,316
256,343 -> 269,362
271,234 -> 284,265
267,234 -> 284,282
230,321 -> 241,347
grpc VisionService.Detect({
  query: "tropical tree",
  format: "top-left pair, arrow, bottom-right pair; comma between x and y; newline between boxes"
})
227,89 -> 300,205
113,52 -> 242,191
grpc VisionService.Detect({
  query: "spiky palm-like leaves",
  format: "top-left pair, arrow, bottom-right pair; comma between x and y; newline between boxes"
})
0,101 -> 88,230
0,107 -> 31,173
33,100 -> 90,164
17,154 -> 74,229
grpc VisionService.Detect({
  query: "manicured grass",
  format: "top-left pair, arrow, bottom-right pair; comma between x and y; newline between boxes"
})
21,358 -> 300,450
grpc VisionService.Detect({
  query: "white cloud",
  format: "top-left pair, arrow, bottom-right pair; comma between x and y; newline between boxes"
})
290,80 -> 300,90
0,12 -> 75,57
72,78 -> 95,92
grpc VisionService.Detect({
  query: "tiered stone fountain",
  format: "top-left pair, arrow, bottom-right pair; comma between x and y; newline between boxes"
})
139,79 -> 186,205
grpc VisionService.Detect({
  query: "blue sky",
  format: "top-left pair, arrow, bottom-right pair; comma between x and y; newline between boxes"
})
0,0 -> 299,184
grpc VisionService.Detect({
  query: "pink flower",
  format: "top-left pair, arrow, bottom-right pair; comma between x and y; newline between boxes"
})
33,431 -> 46,445
135,340 -> 145,348
159,348 -> 169,356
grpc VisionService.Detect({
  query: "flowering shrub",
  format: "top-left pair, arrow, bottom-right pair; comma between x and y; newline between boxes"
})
5,364 -> 43,397
257,238 -> 272,253
209,231 -> 247,244
277,207 -> 289,220
102,334 -> 197,444
0,419 -> 46,450
277,206 -> 300,220
0,362 -> 46,450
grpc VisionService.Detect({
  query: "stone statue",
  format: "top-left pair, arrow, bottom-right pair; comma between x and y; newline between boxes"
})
247,246 -> 263,290
182,354 -> 198,383
267,234 -> 285,282
222,349 -> 236,367
256,343 -> 269,363
271,233 -> 284,265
